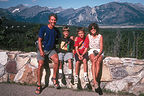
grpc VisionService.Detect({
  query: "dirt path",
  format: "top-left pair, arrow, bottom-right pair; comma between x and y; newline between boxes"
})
0,83 -> 131,96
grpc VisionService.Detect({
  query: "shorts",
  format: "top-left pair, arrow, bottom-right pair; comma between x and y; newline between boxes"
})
58,52 -> 73,61
88,49 -> 104,57
37,49 -> 57,61
75,53 -> 89,62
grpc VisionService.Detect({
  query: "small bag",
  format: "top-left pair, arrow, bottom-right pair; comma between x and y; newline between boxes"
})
35,40 -> 39,50
93,50 -> 99,56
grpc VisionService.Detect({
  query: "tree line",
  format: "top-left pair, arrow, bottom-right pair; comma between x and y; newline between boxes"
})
0,19 -> 144,59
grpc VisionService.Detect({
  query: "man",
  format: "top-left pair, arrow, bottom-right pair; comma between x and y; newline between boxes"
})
35,13 -> 60,95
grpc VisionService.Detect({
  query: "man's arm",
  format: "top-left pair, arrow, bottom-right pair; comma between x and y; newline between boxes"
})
94,35 -> 103,60
38,37 -> 44,57
55,27 -> 61,45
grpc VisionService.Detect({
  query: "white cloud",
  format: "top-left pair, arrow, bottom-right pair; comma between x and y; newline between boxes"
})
0,0 -> 9,1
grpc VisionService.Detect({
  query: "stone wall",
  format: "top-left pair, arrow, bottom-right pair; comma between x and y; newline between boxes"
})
0,50 -> 144,95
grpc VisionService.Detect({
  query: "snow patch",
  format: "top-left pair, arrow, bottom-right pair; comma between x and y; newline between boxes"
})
12,8 -> 20,13
91,7 -> 96,15
77,14 -> 83,22
68,20 -> 72,25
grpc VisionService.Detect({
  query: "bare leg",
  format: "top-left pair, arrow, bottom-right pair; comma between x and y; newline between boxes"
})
68,59 -> 72,69
59,60 -> 62,69
51,53 -> 59,80
83,58 -> 89,84
89,54 -> 97,84
83,58 -> 87,73
75,61 -> 80,75
37,60 -> 44,85
74,61 -> 80,84
35,60 -> 44,94
95,55 -> 103,79
50,53 -> 61,89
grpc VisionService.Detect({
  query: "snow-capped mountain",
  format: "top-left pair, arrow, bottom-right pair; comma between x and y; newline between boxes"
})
1,2 -> 144,26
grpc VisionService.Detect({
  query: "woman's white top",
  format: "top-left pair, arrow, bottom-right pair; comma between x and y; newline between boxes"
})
88,34 -> 103,56
88,34 -> 101,49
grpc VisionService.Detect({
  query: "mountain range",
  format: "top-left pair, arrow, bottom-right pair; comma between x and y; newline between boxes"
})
0,2 -> 144,26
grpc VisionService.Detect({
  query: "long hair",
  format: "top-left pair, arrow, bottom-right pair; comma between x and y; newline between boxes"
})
88,23 -> 99,35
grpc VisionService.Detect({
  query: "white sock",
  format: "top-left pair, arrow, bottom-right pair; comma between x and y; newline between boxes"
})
59,69 -> 62,73
84,72 -> 87,77
68,69 -> 72,74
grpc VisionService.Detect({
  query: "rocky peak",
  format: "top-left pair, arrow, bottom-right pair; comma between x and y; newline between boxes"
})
8,4 -> 27,13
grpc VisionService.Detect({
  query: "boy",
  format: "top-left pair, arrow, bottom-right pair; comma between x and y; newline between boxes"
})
74,27 -> 89,87
58,26 -> 74,81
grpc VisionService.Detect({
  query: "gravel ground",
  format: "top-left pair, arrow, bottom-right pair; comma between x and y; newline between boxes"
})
0,83 -> 133,96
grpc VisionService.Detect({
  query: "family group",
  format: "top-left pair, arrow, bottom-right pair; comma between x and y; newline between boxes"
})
35,13 -> 103,95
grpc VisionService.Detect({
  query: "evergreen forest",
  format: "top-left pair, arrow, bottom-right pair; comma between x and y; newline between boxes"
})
0,19 -> 144,59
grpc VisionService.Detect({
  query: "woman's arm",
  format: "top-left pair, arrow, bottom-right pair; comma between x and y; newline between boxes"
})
98,35 -> 103,56
94,35 -> 103,60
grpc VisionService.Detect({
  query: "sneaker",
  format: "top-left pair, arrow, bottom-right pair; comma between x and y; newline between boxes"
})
84,83 -> 89,89
74,76 -> 78,84
65,74 -> 72,79
84,76 -> 89,84
66,79 -> 73,88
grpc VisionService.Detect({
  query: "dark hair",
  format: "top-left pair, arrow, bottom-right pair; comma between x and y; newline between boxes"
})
77,27 -> 85,34
48,13 -> 58,21
88,23 -> 99,35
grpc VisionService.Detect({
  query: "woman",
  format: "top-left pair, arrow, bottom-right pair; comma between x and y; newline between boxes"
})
86,23 -> 103,91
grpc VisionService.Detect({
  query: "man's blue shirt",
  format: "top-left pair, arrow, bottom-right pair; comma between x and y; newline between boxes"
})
38,25 -> 60,51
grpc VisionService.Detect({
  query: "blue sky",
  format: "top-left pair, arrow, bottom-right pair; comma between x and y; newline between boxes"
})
0,0 -> 144,9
